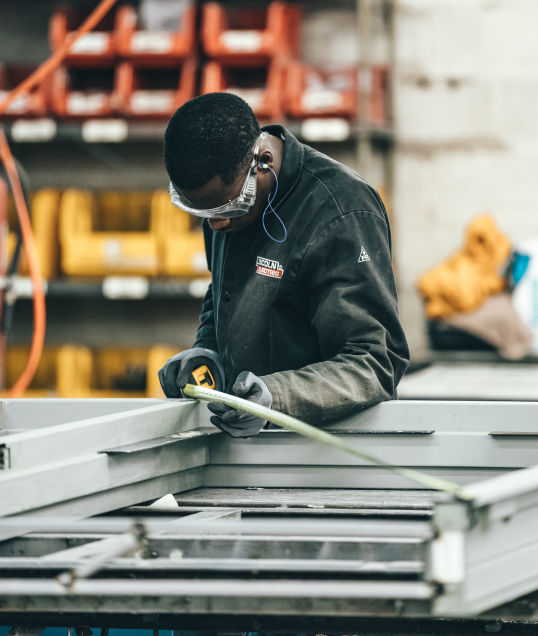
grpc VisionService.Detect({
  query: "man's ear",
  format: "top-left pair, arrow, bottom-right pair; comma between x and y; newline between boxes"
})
258,150 -> 274,170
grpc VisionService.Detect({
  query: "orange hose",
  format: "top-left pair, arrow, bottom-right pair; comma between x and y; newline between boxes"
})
0,0 -> 119,116
0,129 -> 46,398
0,0 -> 119,395
0,0 -> 120,395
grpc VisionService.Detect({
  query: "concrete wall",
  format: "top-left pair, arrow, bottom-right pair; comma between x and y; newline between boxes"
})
393,0 -> 538,356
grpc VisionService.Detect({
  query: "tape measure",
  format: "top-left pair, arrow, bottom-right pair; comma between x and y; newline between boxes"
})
191,365 -> 216,390
183,383 -> 474,501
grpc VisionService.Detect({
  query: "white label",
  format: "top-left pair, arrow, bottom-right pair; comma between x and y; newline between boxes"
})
70,32 -> 109,55
130,90 -> 174,114
301,118 -> 350,142
102,240 -> 158,270
82,119 -> 128,143
220,30 -> 262,53
225,88 -> 263,111
10,276 -> 48,298
0,91 -> 31,115
131,32 -> 173,54
301,89 -> 344,112
11,119 -> 57,142
102,276 -> 149,299
67,92 -> 107,115
188,279 -> 210,298
191,251 -> 208,273
431,531 -> 465,584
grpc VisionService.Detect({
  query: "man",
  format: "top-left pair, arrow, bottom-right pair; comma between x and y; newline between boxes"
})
159,92 -> 409,437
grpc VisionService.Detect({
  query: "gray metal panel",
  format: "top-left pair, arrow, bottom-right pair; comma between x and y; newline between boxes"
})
0,578 -> 434,616
0,438 -> 208,516
173,487 -> 442,509
204,465 -> 511,489
435,502 -> 538,616
398,364 -> 538,401
330,400 -> 538,433
209,431 -> 538,468
0,398 -> 173,431
5,398 -> 538,434
3,401 -> 203,470
0,556 -> 425,575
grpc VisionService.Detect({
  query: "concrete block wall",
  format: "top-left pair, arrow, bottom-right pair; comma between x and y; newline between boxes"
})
393,0 -> 538,356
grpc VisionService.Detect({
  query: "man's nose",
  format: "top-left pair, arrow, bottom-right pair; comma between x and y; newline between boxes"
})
209,217 -> 231,231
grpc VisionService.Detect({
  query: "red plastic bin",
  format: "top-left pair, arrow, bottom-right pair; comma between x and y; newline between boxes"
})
50,66 -> 117,118
0,65 -> 49,119
286,62 -> 357,120
201,2 -> 301,65
115,5 -> 197,65
201,60 -> 286,120
49,8 -> 117,66
115,59 -> 197,118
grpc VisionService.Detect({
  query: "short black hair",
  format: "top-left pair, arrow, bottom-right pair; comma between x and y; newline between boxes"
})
164,93 -> 262,191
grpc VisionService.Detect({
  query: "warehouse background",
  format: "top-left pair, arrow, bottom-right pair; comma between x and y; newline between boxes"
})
0,0 -> 535,396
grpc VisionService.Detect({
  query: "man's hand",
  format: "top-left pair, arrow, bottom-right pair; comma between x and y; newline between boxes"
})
158,348 -> 226,398
208,371 -> 272,438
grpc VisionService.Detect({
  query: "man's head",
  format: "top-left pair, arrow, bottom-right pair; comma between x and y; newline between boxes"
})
164,93 -> 283,233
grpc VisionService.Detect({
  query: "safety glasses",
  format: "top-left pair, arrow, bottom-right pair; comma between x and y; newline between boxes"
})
169,138 -> 263,219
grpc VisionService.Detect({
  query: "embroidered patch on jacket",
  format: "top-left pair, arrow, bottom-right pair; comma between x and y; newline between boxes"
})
358,246 -> 370,262
256,256 -> 284,279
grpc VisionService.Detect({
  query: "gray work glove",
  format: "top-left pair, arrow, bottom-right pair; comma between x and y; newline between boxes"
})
158,348 -> 226,398
208,371 -> 272,438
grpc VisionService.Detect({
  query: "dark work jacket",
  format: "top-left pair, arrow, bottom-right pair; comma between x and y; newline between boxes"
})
193,125 -> 409,425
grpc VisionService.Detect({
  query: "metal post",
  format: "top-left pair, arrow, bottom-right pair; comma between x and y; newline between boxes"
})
0,178 -> 8,391
357,0 -> 373,180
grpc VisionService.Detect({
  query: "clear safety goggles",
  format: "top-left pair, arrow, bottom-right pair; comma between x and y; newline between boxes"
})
169,137 -> 264,219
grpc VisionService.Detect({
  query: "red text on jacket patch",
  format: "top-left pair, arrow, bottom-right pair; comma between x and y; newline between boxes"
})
256,256 -> 283,279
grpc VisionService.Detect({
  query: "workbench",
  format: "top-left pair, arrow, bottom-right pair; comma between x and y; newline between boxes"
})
1,398 -> 538,635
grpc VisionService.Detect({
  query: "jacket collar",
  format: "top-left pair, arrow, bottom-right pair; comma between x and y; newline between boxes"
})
261,125 -> 304,210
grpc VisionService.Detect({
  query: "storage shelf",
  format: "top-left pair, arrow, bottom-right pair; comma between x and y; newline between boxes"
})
12,276 -> 210,300
4,119 -> 394,145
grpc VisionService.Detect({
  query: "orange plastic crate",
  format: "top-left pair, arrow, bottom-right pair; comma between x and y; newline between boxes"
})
286,62 -> 357,119
115,4 -> 197,65
49,8 -> 117,66
115,59 -> 196,118
50,65 -> 117,118
0,65 -> 49,119
201,2 -> 301,65
201,60 -> 286,120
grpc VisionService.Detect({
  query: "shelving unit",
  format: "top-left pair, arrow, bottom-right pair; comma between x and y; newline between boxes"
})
0,0 -> 394,394
4,118 -> 394,144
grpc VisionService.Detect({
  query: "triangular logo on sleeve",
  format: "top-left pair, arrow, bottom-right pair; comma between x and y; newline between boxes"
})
358,246 -> 370,262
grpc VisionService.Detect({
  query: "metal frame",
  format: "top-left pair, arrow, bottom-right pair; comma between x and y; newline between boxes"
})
2,398 -> 538,628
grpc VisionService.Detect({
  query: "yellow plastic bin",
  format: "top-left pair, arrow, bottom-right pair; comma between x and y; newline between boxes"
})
59,190 -> 160,276
4,346 -> 59,397
7,189 -> 61,279
56,345 -> 178,398
152,190 -> 209,277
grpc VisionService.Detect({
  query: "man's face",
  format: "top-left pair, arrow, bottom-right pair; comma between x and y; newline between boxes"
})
180,165 -> 271,234
178,136 -> 283,234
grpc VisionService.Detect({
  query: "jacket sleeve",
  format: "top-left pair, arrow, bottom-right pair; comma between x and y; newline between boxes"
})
261,209 -> 409,425
192,221 -> 219,352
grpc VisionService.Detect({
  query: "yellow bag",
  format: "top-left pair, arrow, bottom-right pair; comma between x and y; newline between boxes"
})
417,215 -> 511,319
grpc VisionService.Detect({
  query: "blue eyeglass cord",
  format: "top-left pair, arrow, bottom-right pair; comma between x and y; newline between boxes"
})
261,165 -> 287,243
